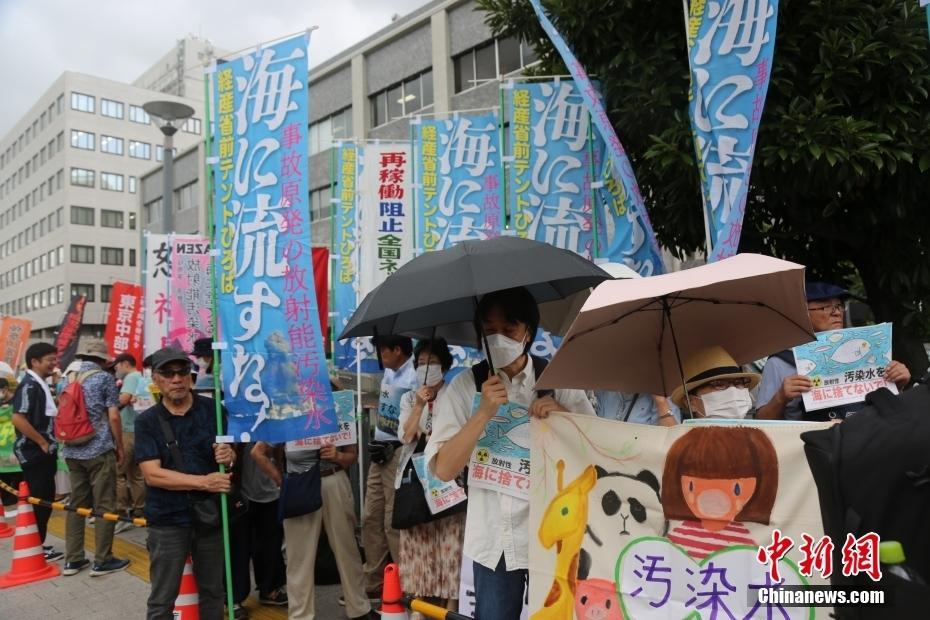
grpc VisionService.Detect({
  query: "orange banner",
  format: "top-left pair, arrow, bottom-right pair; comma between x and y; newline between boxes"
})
0,316 -> 32,367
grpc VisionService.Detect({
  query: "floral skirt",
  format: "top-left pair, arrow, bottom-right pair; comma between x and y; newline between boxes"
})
398,510 -> 466,599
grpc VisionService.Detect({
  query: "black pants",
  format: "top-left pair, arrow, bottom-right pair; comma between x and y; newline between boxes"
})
147,525 -> 225,620
21,456 -> 57,544
0,471 -> 24,509
230,499 -> 286,603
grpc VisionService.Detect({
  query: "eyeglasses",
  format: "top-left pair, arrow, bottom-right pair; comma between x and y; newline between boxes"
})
156,367 -> 192,379
808,303 -> 844,315
699,378 -> 752,392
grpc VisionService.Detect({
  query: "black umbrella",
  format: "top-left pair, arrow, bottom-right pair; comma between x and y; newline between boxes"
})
339,236 -> 611,356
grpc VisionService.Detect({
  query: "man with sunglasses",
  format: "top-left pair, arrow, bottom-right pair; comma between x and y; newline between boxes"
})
670,346 -> 760,419
756,282 -> 912,422
134,347 -> 236,620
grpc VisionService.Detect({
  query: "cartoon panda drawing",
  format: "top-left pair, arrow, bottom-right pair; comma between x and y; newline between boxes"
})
578,466 -> 668,581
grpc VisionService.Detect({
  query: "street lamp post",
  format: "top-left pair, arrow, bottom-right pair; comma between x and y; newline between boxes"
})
143,101 -> 195,233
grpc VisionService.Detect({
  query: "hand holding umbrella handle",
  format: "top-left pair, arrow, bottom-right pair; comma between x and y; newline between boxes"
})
477,376 -> 508,418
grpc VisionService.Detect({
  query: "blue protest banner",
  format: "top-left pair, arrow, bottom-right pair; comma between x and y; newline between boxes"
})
527,0 -> 665,273
687,0 -> 779,261
213,33 -> 338,443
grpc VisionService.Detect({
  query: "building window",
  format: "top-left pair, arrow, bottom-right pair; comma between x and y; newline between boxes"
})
71,92 -> 95,113
101,247 -> 123,265
71,205 -> 95,226
71,283 -> 95,302
309,107 -> 353,156
155,145 -> 177,162
453,36 -> 540,93
183,118 -> 201,134
144,198 -> 161,224
101,285 -> 113,303
70,245 -> 95,264
101,209 -> 123,228
100,99 -> 124,118
128,176 -> 137,194
70,129 -> 95,150
128,212 -> 137,230
370,69 -> 434,127
310,187 -> 331,222
100,172 -> 123,192
70,167 -> 94,187
129,105 -> 150,124
56,131 -> 63,151
56,207 -> 63,228
174,182 -> 197,212
100,135 -> 124,155
129,248 -> 137,267
129,140 -> 151,159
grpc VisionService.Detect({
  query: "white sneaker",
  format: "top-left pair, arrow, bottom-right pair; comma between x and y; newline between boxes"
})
114,520 -> 134,534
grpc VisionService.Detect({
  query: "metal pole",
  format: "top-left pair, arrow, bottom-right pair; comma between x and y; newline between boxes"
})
163,131 -> 175,233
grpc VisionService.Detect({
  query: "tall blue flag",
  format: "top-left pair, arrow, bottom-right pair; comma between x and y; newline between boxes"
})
687,0 -> 779,261
527,0 -> 665,274
212,33 -> 338,443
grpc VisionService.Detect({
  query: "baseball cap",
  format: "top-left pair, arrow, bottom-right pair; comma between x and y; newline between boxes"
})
150,347 -> 193,370
806,282 -> 851,302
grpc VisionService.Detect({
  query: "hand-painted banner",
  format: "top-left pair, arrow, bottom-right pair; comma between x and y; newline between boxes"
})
212,32 -> 337,443
0,316 -> 31,367
527,0 -> 665,273
357,142 -> 413,300
332,142 -> 378,372
687,0 -> 779,261
168,235 -> 212,353
793,323 -> 896,412
54,295 -> 86,369
143,232 -> 172,356
103,281 -> 143,366
530,414 -> 830,619
415,113 -> 504,251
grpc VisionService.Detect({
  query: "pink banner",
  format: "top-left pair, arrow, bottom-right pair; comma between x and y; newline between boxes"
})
168,235 -> 212,353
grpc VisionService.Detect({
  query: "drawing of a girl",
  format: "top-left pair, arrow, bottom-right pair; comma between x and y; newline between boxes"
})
661,427 -> 778,559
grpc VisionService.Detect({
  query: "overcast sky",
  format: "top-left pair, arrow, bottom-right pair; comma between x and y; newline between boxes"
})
0,0 -> 433,137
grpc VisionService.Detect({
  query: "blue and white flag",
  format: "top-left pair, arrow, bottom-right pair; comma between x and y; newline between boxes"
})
687,0 -> 779,261
212,33 -> 338,443
527,0 -> 665,273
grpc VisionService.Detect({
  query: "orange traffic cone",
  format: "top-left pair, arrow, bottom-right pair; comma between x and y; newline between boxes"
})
173,554 -> 200,620
0,502 -> 13,538
0,481 -> 60,588
379,562 -> 409,619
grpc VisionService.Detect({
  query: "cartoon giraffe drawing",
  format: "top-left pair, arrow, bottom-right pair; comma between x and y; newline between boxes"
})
532,460 -> 598,620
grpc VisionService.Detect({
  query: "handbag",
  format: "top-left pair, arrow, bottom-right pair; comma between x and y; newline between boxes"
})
392,436 -> 469,529
277,464 -> 323,522
157,413 -> 249,528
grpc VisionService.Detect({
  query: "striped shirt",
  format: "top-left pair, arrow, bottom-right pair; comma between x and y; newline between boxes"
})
667,520 -> 757,559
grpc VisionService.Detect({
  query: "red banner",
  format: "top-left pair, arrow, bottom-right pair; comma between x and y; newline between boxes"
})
104,282 -> 144,367
0,316 -> 32,367
312,247 -> 329,349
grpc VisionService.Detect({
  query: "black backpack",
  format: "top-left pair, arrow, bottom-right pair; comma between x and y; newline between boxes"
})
470,354 -> 555,400
801,385 -> 930,617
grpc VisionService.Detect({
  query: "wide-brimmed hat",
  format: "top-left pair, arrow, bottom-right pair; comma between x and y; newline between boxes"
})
670,345 -> 761,408
64,360 -> 83,375
190,338 -> 214,358
75,338 -> 110,362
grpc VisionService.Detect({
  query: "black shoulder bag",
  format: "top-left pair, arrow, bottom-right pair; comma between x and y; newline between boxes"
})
156,413 -> 248,528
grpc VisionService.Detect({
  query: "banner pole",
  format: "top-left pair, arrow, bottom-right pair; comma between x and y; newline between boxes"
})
353,145 -> 365,510
203,65 -> 235,620
498,83 -> 510,231
329,147 -> 337,360
585,110 -> 600,260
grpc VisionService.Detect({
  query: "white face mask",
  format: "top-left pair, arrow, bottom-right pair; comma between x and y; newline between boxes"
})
415,364 -> 444,387
143,369 -> 153,380
698,386 -> 753,419
484,333 -> 526,368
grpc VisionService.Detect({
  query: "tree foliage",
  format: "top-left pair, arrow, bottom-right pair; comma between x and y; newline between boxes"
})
478,0 -> 930,374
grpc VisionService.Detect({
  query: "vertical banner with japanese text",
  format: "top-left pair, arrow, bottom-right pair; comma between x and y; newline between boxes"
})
103,282 -> 144,366
168,235 -> 212,353
357,142 -> 413,300
687,0 -> 779,261
527,0 -> 665,274
54,295 -> 86,369
0,316 -> 32,367
332,142 -> 377,372
415,113 -> 504,250
143,232 -> 172,356
212,33 -> 338,443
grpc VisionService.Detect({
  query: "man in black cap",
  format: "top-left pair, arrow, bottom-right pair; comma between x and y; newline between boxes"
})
756,282 -> 912,421
134,347 -> 235,620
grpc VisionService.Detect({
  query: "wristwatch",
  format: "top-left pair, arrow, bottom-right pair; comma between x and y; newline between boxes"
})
658,410 -> 675,421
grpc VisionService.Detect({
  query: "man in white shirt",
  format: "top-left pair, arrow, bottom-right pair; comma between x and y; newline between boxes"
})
426,287 -> 594,620
361,334 -> 416,597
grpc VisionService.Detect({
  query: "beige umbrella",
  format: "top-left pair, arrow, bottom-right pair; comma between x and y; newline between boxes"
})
539,262 -> 642,335
536,253 -> 815,397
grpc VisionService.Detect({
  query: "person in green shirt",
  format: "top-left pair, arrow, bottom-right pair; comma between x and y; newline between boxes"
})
0,369 -> 25,515
110,353 -> 145,530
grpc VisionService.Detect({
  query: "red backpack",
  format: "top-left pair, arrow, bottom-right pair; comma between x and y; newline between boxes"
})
54,369 -> 101,445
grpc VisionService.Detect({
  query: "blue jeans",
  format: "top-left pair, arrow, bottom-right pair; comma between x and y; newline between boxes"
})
473,554 -> 527,620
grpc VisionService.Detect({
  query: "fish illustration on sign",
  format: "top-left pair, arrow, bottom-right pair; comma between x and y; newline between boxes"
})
830,339 -> 870,364
795,358 -> 817,375
495,421 -> 531,452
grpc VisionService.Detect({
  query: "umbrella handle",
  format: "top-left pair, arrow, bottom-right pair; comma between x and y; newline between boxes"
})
474,296 -> 496,376
373,326 -> 384,371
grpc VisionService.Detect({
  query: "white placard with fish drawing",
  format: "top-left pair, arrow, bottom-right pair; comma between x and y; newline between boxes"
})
467,396 -> 532,500
792,323 -> 897,412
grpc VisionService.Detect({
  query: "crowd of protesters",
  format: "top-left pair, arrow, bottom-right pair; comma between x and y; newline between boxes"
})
0,280 -> 921,620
